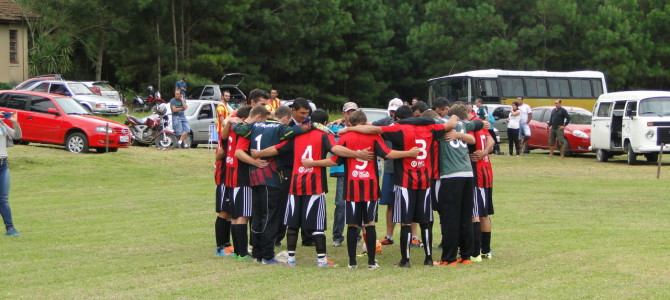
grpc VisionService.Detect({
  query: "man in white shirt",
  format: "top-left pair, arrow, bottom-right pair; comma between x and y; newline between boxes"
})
517,97 -> 532,153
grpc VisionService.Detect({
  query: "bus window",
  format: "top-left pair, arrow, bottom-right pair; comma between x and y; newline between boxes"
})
548,79 -> 570,98
591,79 -> 604,97
570,79 -> 593,98
431,78 -> 469,103
524,78 -> 548,97
477,79 -> 499,97
500,77 -> 524,97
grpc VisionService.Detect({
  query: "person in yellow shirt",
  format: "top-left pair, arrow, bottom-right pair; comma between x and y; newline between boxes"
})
266,89 -> 282,114
216,90 -> 234,136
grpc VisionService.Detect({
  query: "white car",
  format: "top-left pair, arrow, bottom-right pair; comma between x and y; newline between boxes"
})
81,81 -> 123,102
591,91 -> 670,164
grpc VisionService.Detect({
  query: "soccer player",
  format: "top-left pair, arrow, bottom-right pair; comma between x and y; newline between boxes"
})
213,104 -> 240,257
225,106 -> 262,260
235,104 -> 302,265
467,110 -> 495,261
253,109 -> 373,267
344,105 -> 459,267
305,111 -> 420,269
434,103 -> 485,266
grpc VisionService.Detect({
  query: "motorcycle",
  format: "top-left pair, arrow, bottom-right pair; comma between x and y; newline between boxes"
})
124,104 -> 178,149
132,86 -> 164,112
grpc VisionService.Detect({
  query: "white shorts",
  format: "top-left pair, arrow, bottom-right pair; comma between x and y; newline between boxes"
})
520,123 -> 531,137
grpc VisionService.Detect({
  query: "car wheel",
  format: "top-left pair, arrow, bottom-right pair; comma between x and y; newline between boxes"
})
155,133 -> 177,149
626,143 -> 637,165
645,153 -> 658,163
596,149 -> 609,162
65,132 -> 89,154
17,140 -> 29,145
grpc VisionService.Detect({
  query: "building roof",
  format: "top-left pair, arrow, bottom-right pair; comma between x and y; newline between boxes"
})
0,0 -> 35,23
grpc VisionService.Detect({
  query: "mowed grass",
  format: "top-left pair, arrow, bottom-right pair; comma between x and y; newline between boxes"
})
1,144 -> 669,299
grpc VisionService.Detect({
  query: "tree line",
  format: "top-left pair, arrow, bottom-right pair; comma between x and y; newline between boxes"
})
14,0 -> 670,108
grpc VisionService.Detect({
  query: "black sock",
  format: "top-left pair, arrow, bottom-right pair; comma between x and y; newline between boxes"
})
472,222 -> 481,257
232,224 -> 248,256
215,217 -> 226,248
287,228 -> 298,255
347,227 -> 359,266
400,225 -> 411,262
365,226 -> 377,266
481,232 -> 491,254
314,233 -> 327,258
420,223 -> 432,261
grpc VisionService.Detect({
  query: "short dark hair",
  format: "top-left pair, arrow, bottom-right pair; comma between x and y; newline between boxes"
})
248,88 -> 269,104
349,111 -> 368,126
275,106 -> 292,119
395,105 -> 413,120
237,106 -> 252,119
448,103 -> 468,120
411,101 -> 429,113
249,105 -> 270,118
292,98 -> 312,112
433,98 -> 449,110
311,109 -> 329,124
421,110 -> 439,119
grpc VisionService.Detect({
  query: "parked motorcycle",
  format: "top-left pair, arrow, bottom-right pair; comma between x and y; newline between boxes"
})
124,104 -> 177,149
132,86 -> 164,112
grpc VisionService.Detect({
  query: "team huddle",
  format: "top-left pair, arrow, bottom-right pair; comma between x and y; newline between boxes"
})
212,88 -> 495,269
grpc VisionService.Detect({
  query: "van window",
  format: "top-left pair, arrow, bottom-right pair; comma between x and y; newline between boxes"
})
625,101 -> 637,117
570,79 -> 593,98
500,78 -> 524,97
548,79 -> 571,98
524,78 -> 548,97
614,101 -> 627,110
596,102 -> 613,117
639,97 -> 670,116
29,97 -> 57,114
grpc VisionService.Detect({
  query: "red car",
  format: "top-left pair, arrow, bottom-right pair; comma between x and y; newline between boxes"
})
0,90 -> 131,153
527,106 -> 593,154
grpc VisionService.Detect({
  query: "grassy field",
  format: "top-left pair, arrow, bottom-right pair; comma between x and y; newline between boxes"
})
1,144 -> 669,299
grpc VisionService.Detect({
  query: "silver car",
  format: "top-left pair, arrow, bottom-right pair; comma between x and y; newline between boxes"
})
81,81 -> 123,102
22,80 -> 125,115
184,99 -> 220,147
484,104 -> 512,141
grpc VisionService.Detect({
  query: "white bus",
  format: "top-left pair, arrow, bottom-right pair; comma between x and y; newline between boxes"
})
427,69 -> 608,111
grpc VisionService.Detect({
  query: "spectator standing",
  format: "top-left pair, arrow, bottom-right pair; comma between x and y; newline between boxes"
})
267,89 -> 282,114
507,102 -> 522,156
548,99 -> 571,158
517,97 -> 533,154
170,89 -> 190,148
0,112 -> 21,237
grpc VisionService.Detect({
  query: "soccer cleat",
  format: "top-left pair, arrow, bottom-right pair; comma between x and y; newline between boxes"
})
375,240 -> 383,254
433,260 -> 458,267
262,258 -> 280,265
215,247 -> 226,257
5,228 -> 19,237
459,259 -> 473,265
471,255 -> 483,263
410,237 -> 422,248
332,240 -> 343,247
286,256 -> 297,267
398,259 -> 411,268
424,257 -> 434,266
317,258 -> 336,268
347,264 -> 358,270
232,254 -> 252,262
481,252 -> 493,260
380,237 -> 394,245
223,245 -> 235,256
368,263 -> 381,270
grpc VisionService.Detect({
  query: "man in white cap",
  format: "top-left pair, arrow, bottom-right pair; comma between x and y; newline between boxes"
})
373,98 -> 402,246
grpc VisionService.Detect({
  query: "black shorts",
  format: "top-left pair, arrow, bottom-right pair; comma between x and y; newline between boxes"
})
231,186 -> 253,219
472,186 -> 487,218
345,200 -> 378,226
215,184 -> 233,214
429,180 -> 439,211
481,187 -> 493,215
392,185 -> 432,224
284,194 -> 327,232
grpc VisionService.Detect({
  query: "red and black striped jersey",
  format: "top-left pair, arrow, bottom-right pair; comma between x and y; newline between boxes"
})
469,127 -> 493,188
381,123 -> 445,189
214,137 -> 229,186
230,135 -> 251,187
281,129 -> 336,195
333,132 -> 391,202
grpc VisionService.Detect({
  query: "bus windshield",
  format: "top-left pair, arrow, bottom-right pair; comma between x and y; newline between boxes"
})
639,97 -> 670,117
430,77 -> 468,103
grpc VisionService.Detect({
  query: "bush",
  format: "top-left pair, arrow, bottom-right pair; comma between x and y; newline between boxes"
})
0,82 -> 14,90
